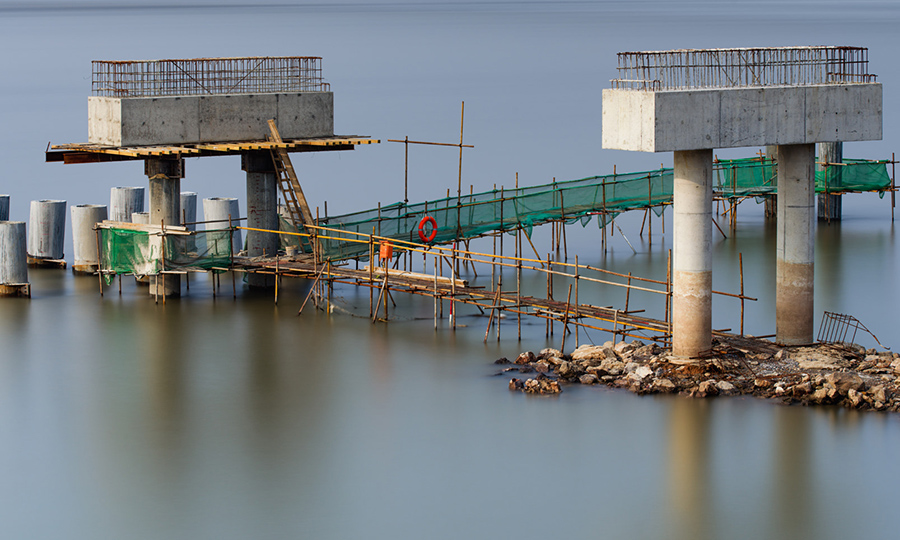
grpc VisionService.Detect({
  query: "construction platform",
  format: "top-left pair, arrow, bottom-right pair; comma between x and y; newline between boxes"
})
45,136 -> 379,164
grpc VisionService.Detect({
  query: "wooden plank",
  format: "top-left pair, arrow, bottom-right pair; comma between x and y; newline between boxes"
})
97,220 -> 191,235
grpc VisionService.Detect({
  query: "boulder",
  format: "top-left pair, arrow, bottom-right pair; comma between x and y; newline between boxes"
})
534,361 -> 551,374
539,348 -> 562,360
824,372 -> 866,394
653,378 -> 677,393
847,388 -> 863,407
698,380 -> 719,396
599,359 -> 625,376
870,385 -> 887,404
557,361 -> 582,380
716,381 -> 736,394
494,357 -> 511,365
571,344 -> 612,361
791,382 -> 812,397
579,374 -> 599,385
515,351 -> 536,365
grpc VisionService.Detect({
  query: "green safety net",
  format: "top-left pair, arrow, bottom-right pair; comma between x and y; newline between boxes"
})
308,158 -> 891,262
714,157 -> 892,197
99,228 -> 233,281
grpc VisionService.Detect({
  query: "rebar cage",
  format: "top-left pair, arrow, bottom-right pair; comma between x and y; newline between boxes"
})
92,56 -> 330,97
612,46 -> 876,91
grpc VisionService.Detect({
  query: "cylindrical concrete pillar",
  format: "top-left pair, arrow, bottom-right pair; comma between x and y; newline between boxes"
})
148,169 -> 181,297
0,195 -> 9,221
817,142 -> 842,221
244,152 -> 279,288
27,199 -> 66,260
180,191 -> 198,231
0,221 -> 28,290
131,212 -> 150,285
109,187 -> 145,222
672,149 -> 713,359
203,197 -> 242,254
71,204 -> 108,274
776,144 -> 816,345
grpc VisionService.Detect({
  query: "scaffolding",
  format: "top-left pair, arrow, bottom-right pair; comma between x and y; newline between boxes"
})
611,46 -> 876,90
92,56 -> 330,97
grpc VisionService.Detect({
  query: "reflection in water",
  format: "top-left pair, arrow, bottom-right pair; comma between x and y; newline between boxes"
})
770,407 -> 812,539
667,398 -> 712,540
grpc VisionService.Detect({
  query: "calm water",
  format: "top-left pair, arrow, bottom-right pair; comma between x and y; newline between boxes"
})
1,3 -> 899,539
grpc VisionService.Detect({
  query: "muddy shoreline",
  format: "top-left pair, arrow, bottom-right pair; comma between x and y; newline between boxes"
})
499,339 -> 900,413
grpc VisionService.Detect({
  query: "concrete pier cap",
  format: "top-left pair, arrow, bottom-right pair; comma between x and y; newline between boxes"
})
600,46 -> 883,358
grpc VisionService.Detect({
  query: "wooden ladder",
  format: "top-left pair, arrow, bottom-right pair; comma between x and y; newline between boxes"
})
267,119 -> 316,252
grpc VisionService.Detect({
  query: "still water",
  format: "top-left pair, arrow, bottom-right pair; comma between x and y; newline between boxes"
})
1,3 -> 899,539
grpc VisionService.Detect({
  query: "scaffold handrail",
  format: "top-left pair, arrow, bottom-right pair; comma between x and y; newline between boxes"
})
92,56 -> 330,97
611,46 -> 877,90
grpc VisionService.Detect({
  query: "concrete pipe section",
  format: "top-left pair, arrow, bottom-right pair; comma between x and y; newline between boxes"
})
776,144 -> 816,345
0,221 -> 28,294
109,187 -> 145,222
27,199 -> 66,260
131,212 -> 150,224
71,204 -> 108,274
203,197 -> 242,255
0,195 -> 9,221
672,149 -> 713,358
180,192 -> 198,232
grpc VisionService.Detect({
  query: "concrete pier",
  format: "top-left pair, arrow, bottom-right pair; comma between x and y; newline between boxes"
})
776,144 -> 816,345
0,221 -> 28,295
147,158 -> 183,297
0,195 -> 9,221
180,192 -> 197,231
71,204 -> 108,274
27,199 -> 66,260
817,142 -> 842,221
244,152 -> 278,288
203,197 -> 242,254
110,187 -> 145,222
672,150 -> 713,358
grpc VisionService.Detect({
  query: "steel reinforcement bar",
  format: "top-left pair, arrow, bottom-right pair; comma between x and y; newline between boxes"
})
92,56 -> 330,97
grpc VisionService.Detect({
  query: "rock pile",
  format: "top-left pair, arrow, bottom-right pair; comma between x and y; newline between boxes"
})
498,339 -> 900,412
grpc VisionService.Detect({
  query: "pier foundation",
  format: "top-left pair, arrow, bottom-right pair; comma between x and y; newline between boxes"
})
147,157 -> 183,297
27,199 -> 66,261
243,152 -> 278,288
672,149 -> 713,358
110,187 -> 145,223
0,221 -> 29,296
776,144 -> 816,345
71,204 -> 108,274
0,195 -> 8,221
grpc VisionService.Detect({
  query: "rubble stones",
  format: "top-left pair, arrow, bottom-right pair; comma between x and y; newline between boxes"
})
502,339 -> 900,414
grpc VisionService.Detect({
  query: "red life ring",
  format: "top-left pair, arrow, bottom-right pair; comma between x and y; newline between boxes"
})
418,215 -> 437,243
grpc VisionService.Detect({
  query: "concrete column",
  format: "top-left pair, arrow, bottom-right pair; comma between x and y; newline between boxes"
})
776,144 -> 816,345
243,151 -> 279,288
0,221 -> 28,291
0,195 -> 9,221
817,142 -> 842,221
147,158 -> 183,297
131,212 -> 150,285
672,149 -> 713,359
109,187 -> 145,222
27,199 -> 66,260
71,204 -> 108,274
180,192 -> 197,232
764,146 -> 777,219
203,198 -> 242,254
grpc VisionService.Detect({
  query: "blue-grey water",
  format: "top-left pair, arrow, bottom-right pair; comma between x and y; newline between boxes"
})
1,3 -> 899,539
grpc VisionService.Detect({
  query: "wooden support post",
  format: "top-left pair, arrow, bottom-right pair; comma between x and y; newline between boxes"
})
95,228 -> 104,296
574,255 -> 579,348
739,252 -> 745,336
560,284 -> 573,354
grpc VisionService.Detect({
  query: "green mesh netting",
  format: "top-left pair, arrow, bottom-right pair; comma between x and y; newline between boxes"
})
99,228 -> 233,281
307,158 -> 890,262
714,157 -> 892,196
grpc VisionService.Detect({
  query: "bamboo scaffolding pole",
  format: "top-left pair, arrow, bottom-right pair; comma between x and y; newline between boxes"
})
560,284 -> 573,353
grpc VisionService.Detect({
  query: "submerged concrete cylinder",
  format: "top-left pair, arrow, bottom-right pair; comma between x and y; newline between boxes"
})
71,204 -> 108,274
817,142 -> 842,221
27,199 -> 66,260
148,159 -> 182,297
180,192 -> 198,231
0,221 -> 28,289
672,149 -> 713,359
203,197 -> 242,254
109,187 -> 145,222
244,152 -> 278,288
0,195 -> 9,221
776,144 -> 816,345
